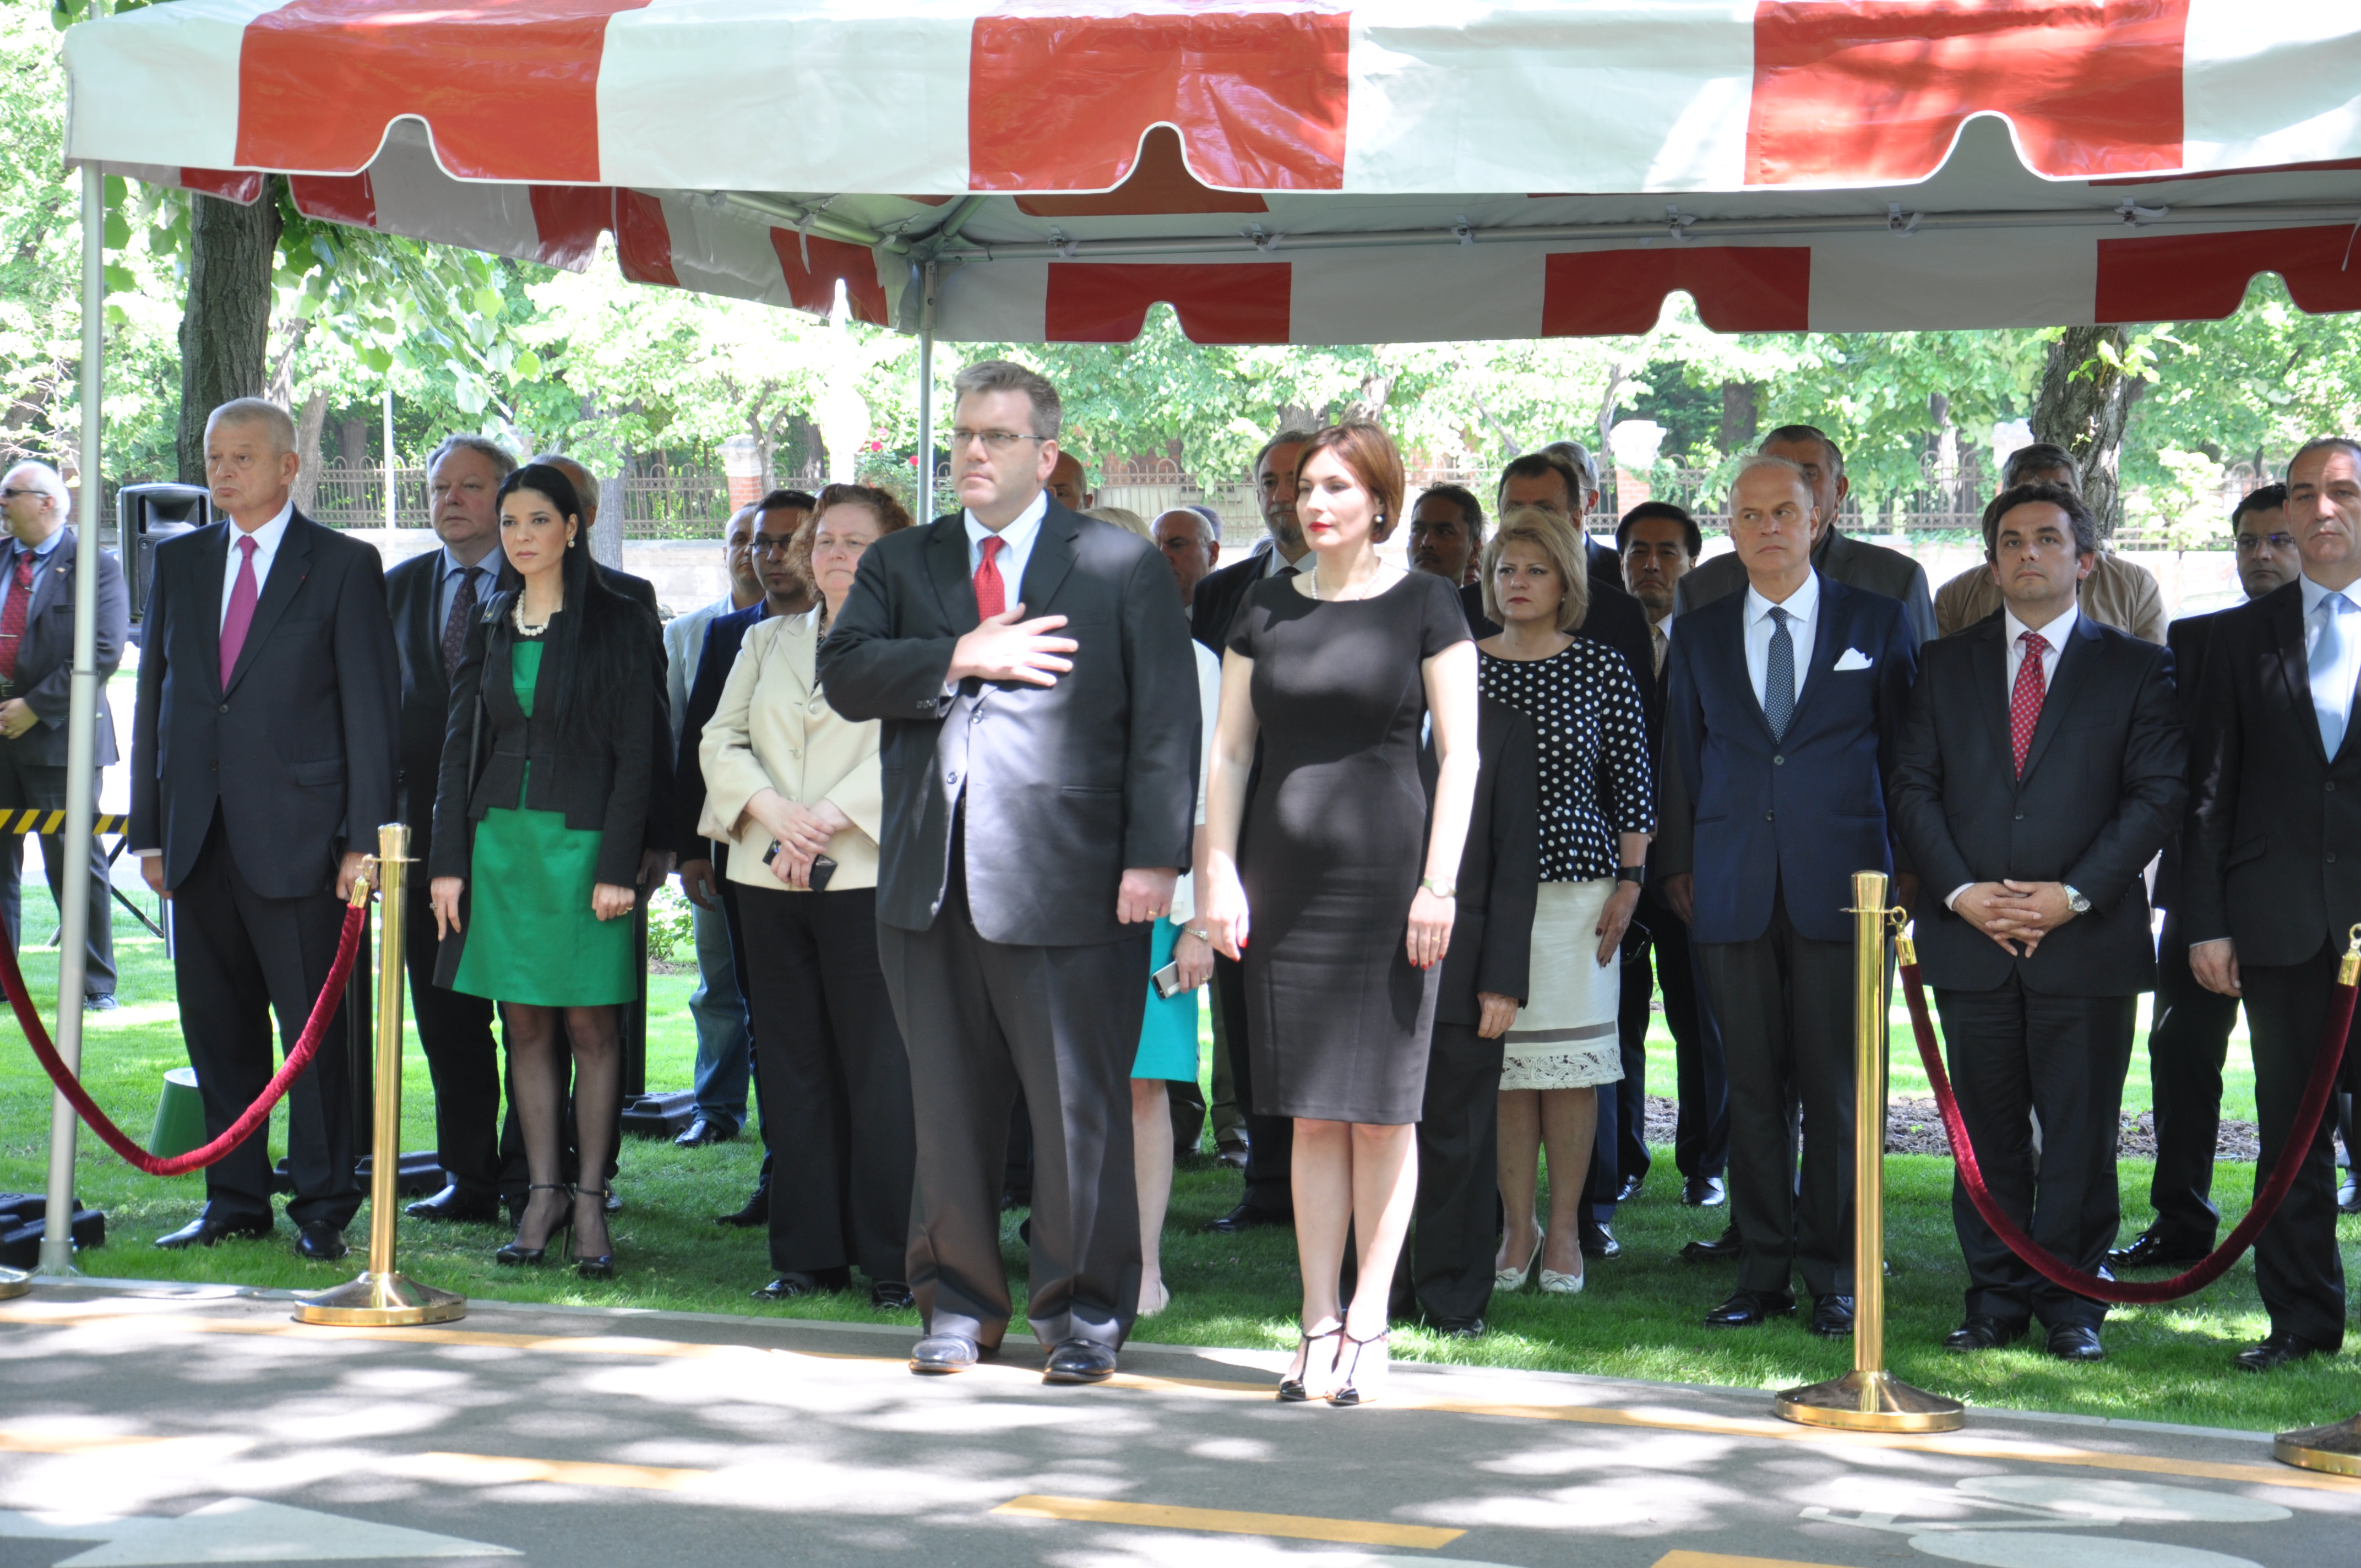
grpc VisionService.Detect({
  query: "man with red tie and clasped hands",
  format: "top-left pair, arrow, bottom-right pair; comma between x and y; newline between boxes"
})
819,361 -> 1199,1385
130,399 -> 400,1263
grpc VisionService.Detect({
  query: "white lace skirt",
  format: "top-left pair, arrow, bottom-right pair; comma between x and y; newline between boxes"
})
1499,878 -> 1624,1092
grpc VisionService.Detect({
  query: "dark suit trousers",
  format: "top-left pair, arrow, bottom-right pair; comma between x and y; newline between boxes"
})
2143,908 -> 2241,1251
0,746 -> 115,997
173,809 -> 358,1229
1642,892 -> 1727,1180
1697,891 -> 1854,1298
404,867 -> 502,1198
1410,1021 -> 1504,1325
2236,942 -> 2352,1350
737,884 -> 914,1284
1935,976 -> 2136,1331
1214,951 -> 1294,1215
878,857 -> 1148,1351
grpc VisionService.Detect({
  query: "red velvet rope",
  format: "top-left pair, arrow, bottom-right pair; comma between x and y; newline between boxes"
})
2,900 -> 368,1177
1898,958 -> 2357,1304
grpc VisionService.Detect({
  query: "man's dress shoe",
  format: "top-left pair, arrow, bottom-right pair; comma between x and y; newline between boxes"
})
294,1222 -> 349,1262
2104,1229 -> 2208,1272
1043,1338 -> 1118,1384
1682,1175 -> 1727,1207
1616,1173 -> 1644,1203
83,994 -> 118,1013
1204,1202 -> 1290,1234
1943,1314 -> 2028,1352
715,1186 -> 769,1228
752,1268 -> 850,1300
1681,1223 -> 1742,1262
2047,1325 -> 2106,1362
2235,1332 -> 2331,1373
154,1214 -> 274,1250
405,1185 -> 501,1223
1809,1294 -> 1855,1338
673,1115 -> 736,1147
910,1334 -> 988,1374
871,1281 -> 916,1310
1704,1288 -> 1794,1327
1427,1316 -> 1485,1340
1579,1218 -> 1620,1259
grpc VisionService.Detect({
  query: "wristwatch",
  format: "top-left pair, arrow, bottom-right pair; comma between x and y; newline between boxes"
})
1419,876 -> 1457,899
1615,865 -> 1647,888
2064,885 -> 2091,915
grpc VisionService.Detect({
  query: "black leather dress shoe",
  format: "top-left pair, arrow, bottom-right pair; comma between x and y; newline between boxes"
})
1616,1173 -> 1645,1203
2104,1229 -> 2208,1272
1943,1314 -> 2029,1352
1809,1294 -> 1855,1338
752,1268 -> 851,1300
295,1222 -> 349,1262
1216,1141 -> 1249,1172
83,993 -> 118,1013
405,1185 -> 502,1223
1427,1316 -> 1485,1340
1682,1223 -> 1742,1262
910,1334 -> 988,1374
2235,1332 -> 2332,1373
2047,1324 -> 2106,1362
154,1214 -> 273,1250
1204,1201 -> 1291,1233
715,1186 -> 769,1228
1043,1337 -> 1118,1384
674,1115 -> 737,1147
1704,1288 -> 1794,1327
1682,1175 -> 1727,1207
1579,1218 -> 1620,1259
871,1281 -> 916,1310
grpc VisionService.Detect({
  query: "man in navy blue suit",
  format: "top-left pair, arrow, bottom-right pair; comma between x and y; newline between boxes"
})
1657,455 -> 1918,1337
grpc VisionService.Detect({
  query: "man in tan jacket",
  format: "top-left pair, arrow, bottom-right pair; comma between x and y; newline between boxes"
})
1934,444 -> 2167,643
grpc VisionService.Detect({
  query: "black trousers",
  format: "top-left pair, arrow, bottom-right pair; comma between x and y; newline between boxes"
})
1630,889 -> 1726,1180
2142,908 -> 2241,1251
0,747 -> 115,998
2236,940 -> 2354,1350
1935,976 -> 2136,1332
1409,1020 -> 1504,1326
404,864 -> 502,1199
736,883 -> 913,1284
1696,891 -> 1854,1298
1214,950 -> 1293,1215
878,857 -> 1148,1351
173,809 -> 358,1229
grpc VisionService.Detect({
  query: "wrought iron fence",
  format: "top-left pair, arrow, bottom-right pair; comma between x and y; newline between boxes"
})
306,465 -> 770,540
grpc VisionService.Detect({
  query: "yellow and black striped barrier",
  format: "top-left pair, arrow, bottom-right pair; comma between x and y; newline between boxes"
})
0,812 -> 126,836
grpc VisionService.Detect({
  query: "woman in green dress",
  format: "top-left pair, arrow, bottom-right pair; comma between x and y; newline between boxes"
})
428,463 -> 660,1279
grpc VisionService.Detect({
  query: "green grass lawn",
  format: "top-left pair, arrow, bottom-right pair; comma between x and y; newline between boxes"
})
2,898 -> 2356,1436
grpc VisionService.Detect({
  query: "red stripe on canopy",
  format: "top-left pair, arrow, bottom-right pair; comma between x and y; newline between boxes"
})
2097,225 -> 2361,322
180,168 -> 269,204
290,171 -> 377,227
1542,247 -> 1812,335
769,229 -> 890,325
527,184 -> 614,270
1747,0 -> 2190,186
613,189 -> 678,288
969,10 -> 1349,192
1045,263 -> 1292,344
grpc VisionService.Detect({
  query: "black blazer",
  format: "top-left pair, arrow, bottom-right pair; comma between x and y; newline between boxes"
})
1,529 -> 127,768
2152,609 -> 2221,914
1424,698 -> 1539,1026
2185,579 -> 2361,963
819,501 -> 1200,945
129,512 -> 400,898
427,588 -> 660,894
1890,612 -> 2185,995
1190,546 -> 1272,654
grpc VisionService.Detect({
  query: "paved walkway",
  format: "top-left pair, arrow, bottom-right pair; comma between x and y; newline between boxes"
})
1,1282 -> 2354,1568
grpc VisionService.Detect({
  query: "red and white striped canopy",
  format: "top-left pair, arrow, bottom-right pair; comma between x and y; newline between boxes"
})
62,0 -> 2361,343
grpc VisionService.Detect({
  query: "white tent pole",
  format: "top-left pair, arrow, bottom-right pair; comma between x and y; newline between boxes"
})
914,261 -> 937,517
382,388 -> 395,527
40,160 -> 106,1276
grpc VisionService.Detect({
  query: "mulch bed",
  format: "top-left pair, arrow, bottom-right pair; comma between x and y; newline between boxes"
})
1641,1095 -> 2264,1162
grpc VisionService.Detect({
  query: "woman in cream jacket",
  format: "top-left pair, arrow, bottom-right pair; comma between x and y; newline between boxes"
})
699,483 -> 915,1308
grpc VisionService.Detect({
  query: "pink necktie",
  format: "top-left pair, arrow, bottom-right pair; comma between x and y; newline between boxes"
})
219,534 -> 259,688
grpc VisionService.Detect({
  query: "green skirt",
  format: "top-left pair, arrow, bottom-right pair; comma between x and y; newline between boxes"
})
450,800 -> 636,1008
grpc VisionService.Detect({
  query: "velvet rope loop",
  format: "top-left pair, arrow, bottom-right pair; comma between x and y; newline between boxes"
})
1,899 -> 368,1178
1898,955 -> 2357,1305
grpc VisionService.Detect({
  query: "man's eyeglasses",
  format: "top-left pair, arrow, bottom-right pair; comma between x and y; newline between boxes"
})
949,428 -> 1046,453
0,489 -> 46,502
2236,532 -> 2297,554
752,536 -> 799,557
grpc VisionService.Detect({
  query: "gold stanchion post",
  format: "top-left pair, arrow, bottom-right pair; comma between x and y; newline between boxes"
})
0,1266 -> 27,1300
2272,933 -> 2361,1474
293,824 -> 465,1327
1775,869 -> 1963,1433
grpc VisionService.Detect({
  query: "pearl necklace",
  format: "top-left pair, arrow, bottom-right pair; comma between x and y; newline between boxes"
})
510,598 -> 556,638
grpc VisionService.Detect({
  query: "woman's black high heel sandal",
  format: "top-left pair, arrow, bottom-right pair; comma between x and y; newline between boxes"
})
1277,1318 -> 1343,1402
494,1184 -> 572,1266
572,1186 -> 616,1280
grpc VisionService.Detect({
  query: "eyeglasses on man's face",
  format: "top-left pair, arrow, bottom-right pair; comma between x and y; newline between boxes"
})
949,428 -> 1046,453
0,489 -> 47,502
2235,532 -> 2297,554
752,535 -> 799,557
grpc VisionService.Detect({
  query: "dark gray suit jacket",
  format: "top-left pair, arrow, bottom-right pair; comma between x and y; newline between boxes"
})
1,528 -> 127,768
1674,525 -> 1937,645
819,500 -> 1200,946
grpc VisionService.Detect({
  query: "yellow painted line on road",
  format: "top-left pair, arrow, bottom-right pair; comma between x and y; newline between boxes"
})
0,1429 -> 202,1455
392,1451 -> 713,1492
1652,1554 -> 1854,1568
994,1495 -> 1464,1549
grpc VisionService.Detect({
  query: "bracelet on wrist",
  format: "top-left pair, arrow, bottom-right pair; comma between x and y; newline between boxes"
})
1615,865 -> 1646,887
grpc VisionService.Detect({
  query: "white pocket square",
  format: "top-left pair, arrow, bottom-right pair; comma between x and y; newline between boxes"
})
1832,648 -> 1874,672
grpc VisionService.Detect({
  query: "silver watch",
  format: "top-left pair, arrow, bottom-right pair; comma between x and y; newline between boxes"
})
2064,885 -> 2091,914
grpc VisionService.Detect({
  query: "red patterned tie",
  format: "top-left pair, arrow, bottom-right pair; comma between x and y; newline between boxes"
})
2009,630 -> 2049,777
0,550 -> 33,683
973,534 -> 1007,621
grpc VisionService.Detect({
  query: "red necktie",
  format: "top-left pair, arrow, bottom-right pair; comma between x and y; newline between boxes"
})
2009,630 -> 2049,777
974,535 -> 1007,621
219,534 -> 260,688
0,550 -> 33,683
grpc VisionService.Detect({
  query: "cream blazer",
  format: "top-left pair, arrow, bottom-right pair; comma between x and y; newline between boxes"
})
698,609 -> 885,892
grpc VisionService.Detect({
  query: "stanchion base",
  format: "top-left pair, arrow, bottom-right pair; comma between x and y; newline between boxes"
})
2274,1414 -> 2361,1476
1775,1369 -> 1965,1433
0,1266 -> 30,1301
291,1270 -> 466,1327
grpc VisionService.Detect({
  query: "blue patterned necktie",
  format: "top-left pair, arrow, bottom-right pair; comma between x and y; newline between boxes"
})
1764,605 -> 1795,741
2313,591 -> 2353,757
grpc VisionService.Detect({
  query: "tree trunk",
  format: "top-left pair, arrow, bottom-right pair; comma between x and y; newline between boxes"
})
176,186 -> 282,486
1718,381 -> 1760,454
2031,324 -> 2133,538
290,390 -> 329,514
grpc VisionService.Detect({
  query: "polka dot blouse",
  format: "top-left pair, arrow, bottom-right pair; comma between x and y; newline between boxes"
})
1478,640 -> 1655,883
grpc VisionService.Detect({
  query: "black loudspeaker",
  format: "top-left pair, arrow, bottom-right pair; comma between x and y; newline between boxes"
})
116,482 -> 213,628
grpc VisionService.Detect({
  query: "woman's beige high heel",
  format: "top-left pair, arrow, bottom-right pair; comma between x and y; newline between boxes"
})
1494,1228 -> 1543,1291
